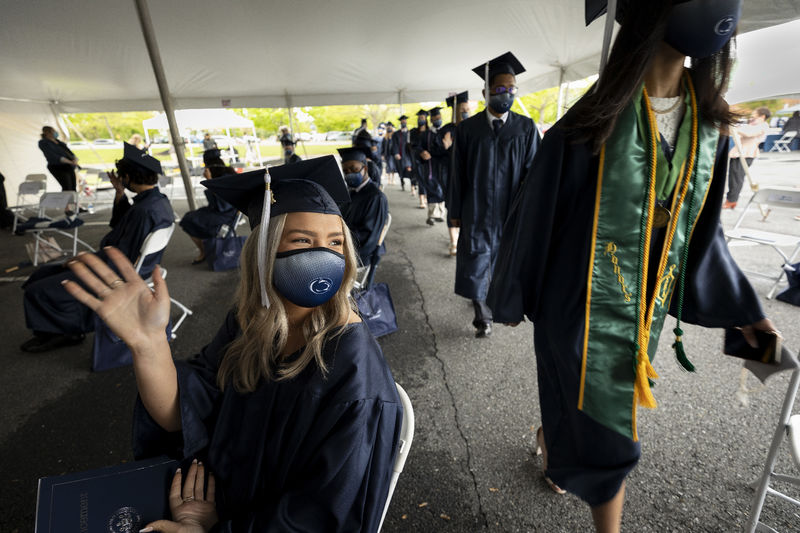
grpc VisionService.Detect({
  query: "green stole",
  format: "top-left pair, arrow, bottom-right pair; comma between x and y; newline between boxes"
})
577,73 -> 719,441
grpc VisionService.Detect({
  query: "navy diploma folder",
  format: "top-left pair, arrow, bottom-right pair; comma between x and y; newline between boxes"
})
35,456 -> 178,533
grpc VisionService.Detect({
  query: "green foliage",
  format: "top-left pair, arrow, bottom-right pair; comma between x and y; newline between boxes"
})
65,111 -> 159,142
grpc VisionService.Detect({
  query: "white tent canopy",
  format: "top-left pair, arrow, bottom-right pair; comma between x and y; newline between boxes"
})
2,0 -> 799,200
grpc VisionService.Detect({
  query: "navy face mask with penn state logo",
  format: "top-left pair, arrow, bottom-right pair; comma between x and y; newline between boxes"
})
664,0 -> 741,58
273,247 -> 345,308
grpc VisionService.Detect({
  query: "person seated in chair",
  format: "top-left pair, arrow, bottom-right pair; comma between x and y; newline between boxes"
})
179,149 -> 238,264
20,142 -> 173,352
338,147 -> 388,287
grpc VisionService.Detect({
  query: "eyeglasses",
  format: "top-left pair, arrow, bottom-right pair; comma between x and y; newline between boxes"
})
489,86 -> 518,96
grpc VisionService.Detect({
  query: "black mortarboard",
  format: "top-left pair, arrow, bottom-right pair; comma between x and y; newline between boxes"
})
416,109 -> 429,117
398,115 -> 408,120
428,106 -> 442,117
471,52 -> 526,82
354,129 -> 374,147
385,121 -> 395,128
203,148 -> 222,165
337,146 -> 371,164
202,156 -> 349,230
584,0 -> 689,25
122,142 -> 162,175
446,91 -> 470,107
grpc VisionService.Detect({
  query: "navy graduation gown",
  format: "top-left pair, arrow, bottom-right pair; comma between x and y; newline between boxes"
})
367,159 -> 382,188
448,110 -> 540,301
409,127 -> 433,195
132,314 -> 403,533
391,129 -> 413,178
179,189 -> 237,240
382,135 -> 397,174
487,122 -> 764,505
284,153 -> 302,165
23,187 -> 174,335
341,181 -> 389,266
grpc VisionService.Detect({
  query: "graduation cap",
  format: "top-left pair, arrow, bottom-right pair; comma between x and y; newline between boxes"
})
337,146 -> 372,164
471,52 -> 525,83
428,106 -> 443,117
446,91 -> 469,107
385,121 -> 395,128
585,0 -> 690,25
415,109 -> 429,117
203,148 -> 223,165
202,156 -> 349,307
354,129 -> 373,147
122,142 -> 162,175
398,114 -> 409,121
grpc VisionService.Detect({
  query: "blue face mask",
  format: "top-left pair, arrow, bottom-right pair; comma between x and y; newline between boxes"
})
488,93 -> 514,114
432,119 -> 443,128
273,247 -> 345,308
344,171 -> 364,188
53,131 -> 59,139
417,118 -> 426,127
461,111 -> 470,120
664,0 -> 741,58
284,149 -> 293,156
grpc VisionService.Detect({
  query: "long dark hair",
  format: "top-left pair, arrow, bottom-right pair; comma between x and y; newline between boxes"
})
563,0 -> 739,153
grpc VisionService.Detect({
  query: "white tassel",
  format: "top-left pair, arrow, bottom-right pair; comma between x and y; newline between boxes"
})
258,172 -> 272,307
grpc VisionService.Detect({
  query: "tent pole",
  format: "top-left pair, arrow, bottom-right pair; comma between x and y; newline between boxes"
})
133,0 -> 196,210
556,66 -> 566,120
285,92 -> 307,158
253,126 -> 264,167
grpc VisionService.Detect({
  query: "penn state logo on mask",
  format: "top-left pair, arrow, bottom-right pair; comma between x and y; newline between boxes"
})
310,277 -> 333,294
714,16 -> 735,36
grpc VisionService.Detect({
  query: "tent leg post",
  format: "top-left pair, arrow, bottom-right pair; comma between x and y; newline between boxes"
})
133,0 -> 196,211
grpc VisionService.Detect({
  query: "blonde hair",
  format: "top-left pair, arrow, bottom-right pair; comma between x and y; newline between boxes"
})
218,213 -> 359,392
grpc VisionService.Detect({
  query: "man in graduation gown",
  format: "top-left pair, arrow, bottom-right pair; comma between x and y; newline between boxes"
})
338,147 -> 389,283
409,109 -> 431,208
280,135 -> 302,165
448,52 -> 540,337
382,122 -> 398,183
442,91 -> 470,255
392,115 -> 413,191
20,143 -> 173,352
423,107 -> 450,226
354,130 -> 382,188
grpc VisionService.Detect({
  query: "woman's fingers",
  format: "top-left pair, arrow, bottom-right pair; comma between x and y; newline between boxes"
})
105,246 -> 145,284
151,265 -> 169,301
60,278 -> 101,311
140,520 -> 180,533
194,462 -> 205,501
66,259 -> 113,298
183,460 -> 198,501
75,251 -> 126,287
167,468 -> 183,508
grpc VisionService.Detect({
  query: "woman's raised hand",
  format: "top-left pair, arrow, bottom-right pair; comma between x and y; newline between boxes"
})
62,247 -> 171,350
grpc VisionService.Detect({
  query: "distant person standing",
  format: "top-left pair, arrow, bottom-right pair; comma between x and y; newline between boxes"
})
281,136 -> 302,164
383,122 -> 398,185
38,126 -> 79,191
782,111 -> 800,135
202,133 -> 217,151
448,52 -> 540,338
392,115 -> 413,191
442,91 -> 470,256
724,106 -> 770,209
128,134 -> 146,150
352,118 -> 368,144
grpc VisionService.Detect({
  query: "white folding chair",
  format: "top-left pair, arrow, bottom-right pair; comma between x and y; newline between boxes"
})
25,173 -> 48,183
12,181 -> 48,232
133,224 -> 193,338
769,131 -> 797,153
745,350 -> 800,532
378,382 -> 415,533
354,213 -> 392,291
725,187 -> 800,299
23,192 -> 95,265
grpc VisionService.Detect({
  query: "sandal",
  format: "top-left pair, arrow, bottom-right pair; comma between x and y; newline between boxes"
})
536,427 -> 566,495
449,244 -> 457,256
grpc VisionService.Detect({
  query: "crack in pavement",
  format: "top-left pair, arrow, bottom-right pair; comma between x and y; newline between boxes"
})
397,248 -> 490,530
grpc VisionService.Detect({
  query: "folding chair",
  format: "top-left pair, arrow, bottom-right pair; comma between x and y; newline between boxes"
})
378,383 -> 415,533
11,181 -> 48,232
745,351 -> 800,532
354,213 -> 392,291
725,187 -> 800,298
19,191 -> 95,266
133,224 -> 193,338
769,131 -> 797,153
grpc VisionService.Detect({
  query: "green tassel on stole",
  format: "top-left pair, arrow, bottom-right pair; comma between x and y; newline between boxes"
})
672,327 -> 695,372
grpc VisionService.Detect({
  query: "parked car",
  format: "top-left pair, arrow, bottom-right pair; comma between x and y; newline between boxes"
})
325,131 -> 351,142
93,138 -> 115,145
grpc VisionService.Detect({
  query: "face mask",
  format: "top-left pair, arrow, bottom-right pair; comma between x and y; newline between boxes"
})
273,247 -> 345,308
488,93 -> 514,114
417,118 -> 426,127
400,121 -> 407,128
344,171 -> 364,188
284,149 -> 293,156
432,119 -> 442,128
664,0 -> 741,58
461,112 -> 470,120
53,131 -> 59,139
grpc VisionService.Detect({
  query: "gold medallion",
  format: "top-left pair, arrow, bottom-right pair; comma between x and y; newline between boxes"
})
653,206 -> 671,229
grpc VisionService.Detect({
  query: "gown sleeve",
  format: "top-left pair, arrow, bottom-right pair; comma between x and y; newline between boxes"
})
669,136 -> 766,327
487,127 -> 570,324
132,310 -> 239,460
222,398 -> 403,533
108,195 -> 132,230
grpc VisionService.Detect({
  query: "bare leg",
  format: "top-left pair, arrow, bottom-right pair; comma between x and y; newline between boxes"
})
590,482 -> 625,533
190,237 -> 205,262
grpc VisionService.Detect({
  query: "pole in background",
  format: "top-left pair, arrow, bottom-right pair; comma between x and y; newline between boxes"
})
133,0 -> 196,210
556,66 -> 566,120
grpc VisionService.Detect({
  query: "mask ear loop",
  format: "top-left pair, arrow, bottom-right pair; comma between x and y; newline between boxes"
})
257,172 -> 272,308
594,0 -> 617,93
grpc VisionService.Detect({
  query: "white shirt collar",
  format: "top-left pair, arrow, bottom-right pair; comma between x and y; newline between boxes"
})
353,178 -> 370,193
486,108 -> 509,127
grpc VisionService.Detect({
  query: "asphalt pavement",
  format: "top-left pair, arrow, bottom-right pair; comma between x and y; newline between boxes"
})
1,153 -> 799,532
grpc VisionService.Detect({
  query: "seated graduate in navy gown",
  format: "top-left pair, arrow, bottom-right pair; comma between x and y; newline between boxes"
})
179,149 -> 238,264
20,142 -> 173,353
354,129 -> 383,188
338,147 -> 389,278
62,156 -> 403,533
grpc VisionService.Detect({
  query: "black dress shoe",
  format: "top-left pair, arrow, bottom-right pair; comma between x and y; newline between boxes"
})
20,333 -> 85,353
434,217 -> 445,222
426,218 -> 435,226
475,322 -> 492,338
